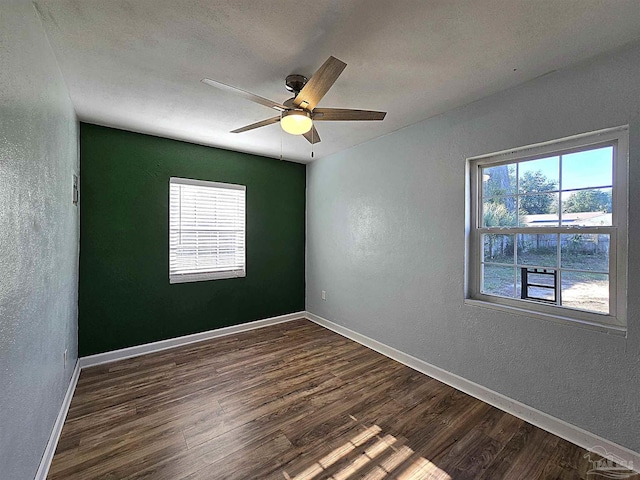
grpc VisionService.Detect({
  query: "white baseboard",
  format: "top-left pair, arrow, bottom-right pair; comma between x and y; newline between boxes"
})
305,311 -> 640,473
35,360 -> 81,480
79,311 -> 305,368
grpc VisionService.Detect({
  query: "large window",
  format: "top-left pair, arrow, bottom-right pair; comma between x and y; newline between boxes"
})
169,177 -> 246,284
466,127 -> 628,333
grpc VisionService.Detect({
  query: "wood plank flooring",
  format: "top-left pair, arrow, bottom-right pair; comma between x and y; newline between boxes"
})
48,319 -> 638,479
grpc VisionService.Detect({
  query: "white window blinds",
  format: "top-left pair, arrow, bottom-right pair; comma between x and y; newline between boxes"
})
169,177 -> 246,283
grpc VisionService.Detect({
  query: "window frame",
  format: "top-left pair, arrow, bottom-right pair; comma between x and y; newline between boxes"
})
169,177 -> 246,284
465,127 -> 628,334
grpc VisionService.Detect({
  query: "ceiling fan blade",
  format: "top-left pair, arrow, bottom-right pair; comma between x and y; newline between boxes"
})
231,116 -> 280,133
293,56 -> 347,111
302,126 -> 321,144
201,78 -> 287,112
313,108 -> 386,121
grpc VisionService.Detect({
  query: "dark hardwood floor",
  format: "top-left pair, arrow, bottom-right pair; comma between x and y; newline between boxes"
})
48,319 -> 637,479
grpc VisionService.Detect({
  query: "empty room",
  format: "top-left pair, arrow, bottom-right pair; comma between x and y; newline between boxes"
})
2,1 -> 640,479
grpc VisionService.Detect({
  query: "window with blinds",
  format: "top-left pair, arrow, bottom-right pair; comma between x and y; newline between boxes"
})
169,177 -> 246,284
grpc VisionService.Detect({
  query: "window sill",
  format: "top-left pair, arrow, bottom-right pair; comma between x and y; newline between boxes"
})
170,270 -> 245,284
464,298 -> 626,337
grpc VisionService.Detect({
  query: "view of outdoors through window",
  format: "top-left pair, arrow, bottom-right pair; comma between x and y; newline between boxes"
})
480,145 -> 613,314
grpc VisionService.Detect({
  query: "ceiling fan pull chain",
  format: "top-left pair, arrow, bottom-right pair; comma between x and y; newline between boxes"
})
311,128 -> 315,159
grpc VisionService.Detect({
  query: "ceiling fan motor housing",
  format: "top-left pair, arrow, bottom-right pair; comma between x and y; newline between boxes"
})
285,74 -> 308,94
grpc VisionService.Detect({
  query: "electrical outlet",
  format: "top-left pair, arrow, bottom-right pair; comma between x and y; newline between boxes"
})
321,290 -> 326,301
64,349 -> 68,368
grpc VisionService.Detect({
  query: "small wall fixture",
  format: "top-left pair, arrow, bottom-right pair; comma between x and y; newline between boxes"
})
72,174 -> 79,205
280,110 -> 312,135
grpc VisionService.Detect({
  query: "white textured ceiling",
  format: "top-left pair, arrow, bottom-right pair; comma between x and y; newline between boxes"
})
35,0 -> 640,163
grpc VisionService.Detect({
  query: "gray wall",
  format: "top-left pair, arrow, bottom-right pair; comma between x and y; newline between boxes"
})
307,42 -> 640,452
0,2 -> 79,479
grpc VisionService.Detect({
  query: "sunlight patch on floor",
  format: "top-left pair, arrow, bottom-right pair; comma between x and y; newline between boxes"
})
283,417 -> 451,480
288,425 -> 382,480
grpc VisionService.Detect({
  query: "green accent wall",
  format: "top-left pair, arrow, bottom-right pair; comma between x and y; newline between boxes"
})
79,124 -> 305,356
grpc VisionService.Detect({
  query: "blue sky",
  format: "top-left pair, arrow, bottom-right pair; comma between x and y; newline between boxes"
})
519,146 -> 613,191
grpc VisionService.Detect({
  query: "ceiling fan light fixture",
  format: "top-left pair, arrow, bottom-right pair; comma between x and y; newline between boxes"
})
280,110 -> 312,135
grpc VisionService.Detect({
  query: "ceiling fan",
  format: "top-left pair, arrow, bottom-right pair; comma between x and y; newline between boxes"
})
201,56 -> 386,144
